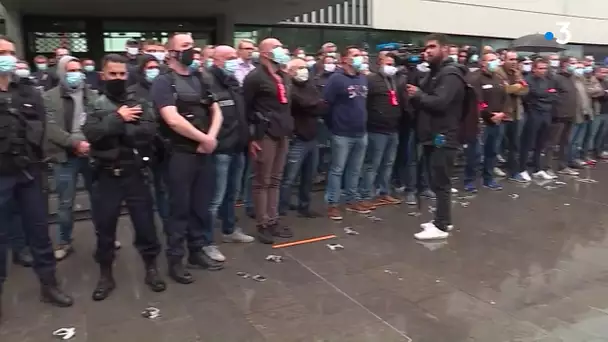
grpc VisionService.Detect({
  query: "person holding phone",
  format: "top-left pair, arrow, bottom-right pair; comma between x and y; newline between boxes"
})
83,53 -> 165,301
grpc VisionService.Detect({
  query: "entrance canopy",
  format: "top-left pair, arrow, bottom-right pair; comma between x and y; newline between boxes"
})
3,0 -> 341,25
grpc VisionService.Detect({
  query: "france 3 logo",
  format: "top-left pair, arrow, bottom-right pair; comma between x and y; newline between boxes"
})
544,22 -> 572,45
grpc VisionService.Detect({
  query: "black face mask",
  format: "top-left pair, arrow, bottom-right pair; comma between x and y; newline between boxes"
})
174,48 -> 195,67
105,79 -> 126,99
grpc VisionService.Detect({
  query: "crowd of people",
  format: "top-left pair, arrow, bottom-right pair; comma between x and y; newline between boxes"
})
0,30 -> 607,322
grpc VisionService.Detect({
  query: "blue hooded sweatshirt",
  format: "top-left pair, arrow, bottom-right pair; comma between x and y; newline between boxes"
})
323,68 -> 368,137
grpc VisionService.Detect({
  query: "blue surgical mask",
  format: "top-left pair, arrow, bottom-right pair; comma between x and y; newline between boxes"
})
15,69 -> 30,78
584,66 -> 593,74
36,63 -> 48,71
306,60 -> 316,68
567,65 -> 576,73
0,55 -> 17,73
574,68 -> 585,77
189,59 -> 201,71
223,59 -> 239,75
145,68 -> 160,82
271,47 -> 288,64
351,56 -> 364,70
487,60 -> 500,72
65,71 -> 83,88
205,58 -> 213,69
151,52 -> 165,63
84,65 -> 95,72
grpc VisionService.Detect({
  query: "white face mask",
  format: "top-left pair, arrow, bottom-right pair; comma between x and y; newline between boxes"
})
522,64 -> 532,73
417,62 -> 430,72
324,64 -> 336,72
550,60 -> 560,68
126,47 -> 139,56
382,65 -> 397,76
306,60 -> 316,68
297,53 -> 306,59
295,68 -> 309,82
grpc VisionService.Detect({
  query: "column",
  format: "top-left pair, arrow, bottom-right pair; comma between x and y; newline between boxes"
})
0,4 -> 24,57
215,14 -> 235,46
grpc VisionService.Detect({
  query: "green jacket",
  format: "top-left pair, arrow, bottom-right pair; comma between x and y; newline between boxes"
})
43,85 -> 99,163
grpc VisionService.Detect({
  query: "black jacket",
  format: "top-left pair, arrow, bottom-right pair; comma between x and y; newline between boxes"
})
523,74 -> 558,114
411,58 -> 467,148
366,71 -> 407,134
291,78 -> 326,141
82,93 -> 156,166
0,80 -> 47,174
469,69 -> 507,125
552,71 -> 577,121
208,66 -> 249,154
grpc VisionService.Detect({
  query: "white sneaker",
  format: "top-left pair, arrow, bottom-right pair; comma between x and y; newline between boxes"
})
533,170 -> 555,180
451,188 -> 458,194
414,223 -> 449,240
420,222 -> 454,231
222,228 -> 255,243
493,167 -> 506,177
546,169 -> 557,179
202,245 -> 226,262
520,171 -> 532,182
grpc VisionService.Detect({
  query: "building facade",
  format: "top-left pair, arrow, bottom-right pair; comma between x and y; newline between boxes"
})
2,0 -> 608,62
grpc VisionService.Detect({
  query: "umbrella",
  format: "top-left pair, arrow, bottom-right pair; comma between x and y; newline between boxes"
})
510,33 -> 566,53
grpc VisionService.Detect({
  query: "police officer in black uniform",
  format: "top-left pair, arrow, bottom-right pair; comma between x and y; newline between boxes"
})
0,36 -> 73,321
150,33 -> 224,284
82,54 -> 165,300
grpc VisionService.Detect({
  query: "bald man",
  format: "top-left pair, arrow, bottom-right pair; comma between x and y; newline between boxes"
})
150,33 -> 225,284
243,37 -> 294,243
199,45 -> 254,262
278,59 -> 325,218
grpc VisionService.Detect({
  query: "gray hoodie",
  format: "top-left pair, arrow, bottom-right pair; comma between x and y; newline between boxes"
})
57,55 -> 87,141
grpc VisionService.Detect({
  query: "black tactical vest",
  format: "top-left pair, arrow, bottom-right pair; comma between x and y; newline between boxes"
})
0,85 -> 44,174
160,71 -> 214,153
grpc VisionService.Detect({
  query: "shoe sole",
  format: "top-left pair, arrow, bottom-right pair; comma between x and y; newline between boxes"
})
187,263 -> 224,271
345,208 -> 371,214
414,234 -> 449,241
483,186 -> 503,191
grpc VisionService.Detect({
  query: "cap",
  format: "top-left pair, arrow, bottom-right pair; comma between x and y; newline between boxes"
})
126,38 -> 140,46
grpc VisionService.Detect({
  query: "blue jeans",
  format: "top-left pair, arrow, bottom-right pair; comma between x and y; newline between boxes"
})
203,153 -> 245,245
8,203 -> 25,252
463,136 -> 481,184
519,112 -> 551,173
52,156 -> 94,245
482,124 -> 501,182
279,138 -> 319,212
360,132 -> 399,200
325,133 -> 367,205
395,129 -> 429,193
589,113 -> 608,155
569,120 -> 592,162
241,155 -> 254,212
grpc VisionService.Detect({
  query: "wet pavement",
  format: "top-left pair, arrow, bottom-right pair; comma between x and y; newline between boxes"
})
3,165 -> 608,341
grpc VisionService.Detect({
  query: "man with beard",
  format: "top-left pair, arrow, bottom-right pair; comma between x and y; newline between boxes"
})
406,33 -> 468,240
83,54 -> 165,301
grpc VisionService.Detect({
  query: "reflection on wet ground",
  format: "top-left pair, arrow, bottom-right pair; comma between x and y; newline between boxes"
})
3,165 -> 608,341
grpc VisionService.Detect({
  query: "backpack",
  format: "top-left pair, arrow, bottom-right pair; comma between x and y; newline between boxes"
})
453,72 -> 480,144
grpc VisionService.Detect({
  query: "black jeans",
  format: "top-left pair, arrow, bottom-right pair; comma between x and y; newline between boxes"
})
546,120 -> 572,171
503,121 -> 520,177
519,111 -> 552,173
423,146 -> 456,232
165,152 -> 215,262
91,167 -> 161,264
0,167 -> 55,283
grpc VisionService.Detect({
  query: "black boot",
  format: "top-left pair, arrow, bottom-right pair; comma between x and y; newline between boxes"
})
12,248 -> 33,267
271,222 -> 293,238
92,264 -> 116,301
40,274 -> 73,307
168,261 -> 194,284
187,252 -> 224,271
144,259 -> 166,292
257,224 -> 274,244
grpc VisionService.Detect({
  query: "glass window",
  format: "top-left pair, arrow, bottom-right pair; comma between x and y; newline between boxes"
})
322,29 -> 367,51
234,26 -> 272,47
447,35 -> 482,48
481,38 -> 511,51
563,44 -> 583,58
103,32 -> 143,52
270,27 -> 322,55
583,45 -> 608,62
32,32 -> 88,54
367,30 -> 410,54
